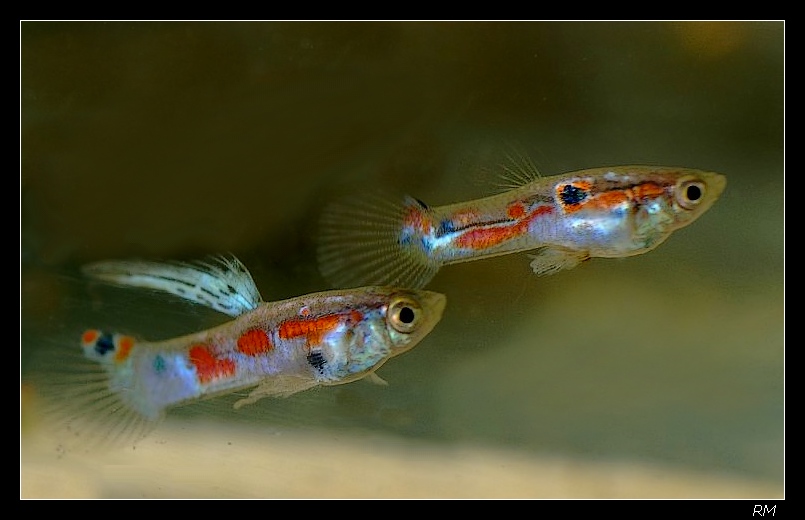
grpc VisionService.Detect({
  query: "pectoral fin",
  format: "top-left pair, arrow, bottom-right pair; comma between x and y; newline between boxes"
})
528,248 -> 589,276
233,376 -> 319,409
366,372 -> 389,386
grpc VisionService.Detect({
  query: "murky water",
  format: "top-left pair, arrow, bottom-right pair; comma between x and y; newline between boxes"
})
21,21 -> 784,498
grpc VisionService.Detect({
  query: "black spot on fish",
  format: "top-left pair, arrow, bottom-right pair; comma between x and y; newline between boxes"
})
94,332 -> 115,357
559,184 -> 587,206
307,351 -> 327,373
161,276 -> 196,288
436,219 -> 455,237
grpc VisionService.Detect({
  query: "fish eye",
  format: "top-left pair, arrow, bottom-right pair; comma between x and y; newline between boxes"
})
387,297 -> 422,333
676,178 -> 707,209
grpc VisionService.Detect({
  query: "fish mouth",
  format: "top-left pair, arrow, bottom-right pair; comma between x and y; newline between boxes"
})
695,170 -> 727,216
420,291 -> 447,324
702,170 -> 727,200
393,289 -> 446,350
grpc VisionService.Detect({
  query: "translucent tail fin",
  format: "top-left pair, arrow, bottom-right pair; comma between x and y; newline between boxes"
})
316,193 -> 441,290
30,330 -> 163,452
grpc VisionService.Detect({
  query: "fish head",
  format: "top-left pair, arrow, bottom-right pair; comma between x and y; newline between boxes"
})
380,288 -> 447,358
318,287 -> 446,384
563,166 -> 727,257
630,166 -> 727,252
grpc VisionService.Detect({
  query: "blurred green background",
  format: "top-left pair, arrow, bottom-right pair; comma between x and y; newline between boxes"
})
21,21 -> 783,498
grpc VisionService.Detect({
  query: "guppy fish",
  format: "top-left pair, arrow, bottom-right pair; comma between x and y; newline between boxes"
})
317,164 -> 726,289
37,255 -> 445,446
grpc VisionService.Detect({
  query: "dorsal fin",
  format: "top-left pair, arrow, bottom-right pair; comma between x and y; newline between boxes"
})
82,254 -> 263,317
494,144 -> 543,191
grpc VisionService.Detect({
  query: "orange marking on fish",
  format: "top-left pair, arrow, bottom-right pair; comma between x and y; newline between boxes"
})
81,329 -> 99,346
564,190 -> 630,214
237,328 -> 273,356
455,222 -> 527,249
455,205 -> 552,249
506,202 -> 526,220
279,314 -> 342,346
403,206 -> 433,234
115,335 -> 135,362
451,208 -> 482,228
590,190 -> 631,208
631,182 -> 665,200
189,344 -> 236,384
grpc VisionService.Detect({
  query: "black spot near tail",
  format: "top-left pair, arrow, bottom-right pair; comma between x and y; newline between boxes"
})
94,332 -> 115,357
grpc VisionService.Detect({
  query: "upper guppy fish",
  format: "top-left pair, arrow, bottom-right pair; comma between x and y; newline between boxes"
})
35,255 -> 445,447
317,163 -> 726,289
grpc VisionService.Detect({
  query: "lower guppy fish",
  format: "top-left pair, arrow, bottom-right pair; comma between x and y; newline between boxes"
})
317,164 -> 726,289
34,255 -> 446,447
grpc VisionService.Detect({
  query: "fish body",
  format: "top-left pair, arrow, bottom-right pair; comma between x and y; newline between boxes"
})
37,256 -> 445,447
318,165 -> 726,289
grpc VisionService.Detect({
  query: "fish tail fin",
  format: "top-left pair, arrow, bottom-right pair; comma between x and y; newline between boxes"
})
317,193 -> 441,289
29,329 -> 163,452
